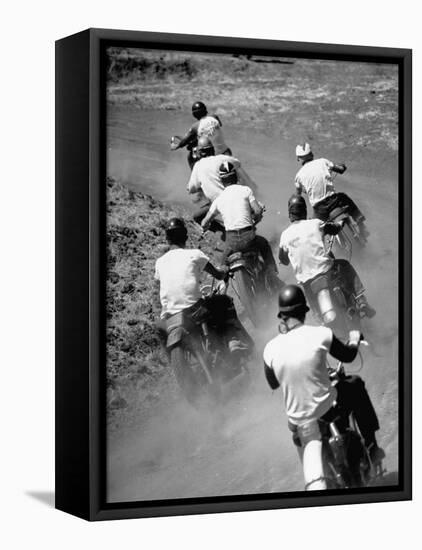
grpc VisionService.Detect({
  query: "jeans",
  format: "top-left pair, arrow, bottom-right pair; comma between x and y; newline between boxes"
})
303,259 -> 365,311
289,375 -> 380,448
222,227 -> 278,273
313,192 -> 365,224
157,298 -> 252,358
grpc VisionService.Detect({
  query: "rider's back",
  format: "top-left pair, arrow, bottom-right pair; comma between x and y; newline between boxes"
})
295,158 -> 336,206
154,248 -> 209,318
280,218 -> 333,283
188,154 -> 239,201
197,115 -> 228,154
210,184 -> 256,230
263,324 -> 336,425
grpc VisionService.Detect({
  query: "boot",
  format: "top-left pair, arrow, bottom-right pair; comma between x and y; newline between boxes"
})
355,294 -> 376,319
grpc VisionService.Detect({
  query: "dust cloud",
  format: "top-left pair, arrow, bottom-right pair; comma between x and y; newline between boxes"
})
107,106 -> 399,502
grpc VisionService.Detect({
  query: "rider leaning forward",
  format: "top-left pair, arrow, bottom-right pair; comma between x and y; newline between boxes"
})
154,217 -> 252,362
187,136 -> 243,233
294,142 -> 368,238
279,194 -> 376,319
263,284 -> 385,490
200,161 -> 281,288
171,101 -> 231,169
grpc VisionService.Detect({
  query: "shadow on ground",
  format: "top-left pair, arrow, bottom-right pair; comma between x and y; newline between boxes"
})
26,491 -> 55,508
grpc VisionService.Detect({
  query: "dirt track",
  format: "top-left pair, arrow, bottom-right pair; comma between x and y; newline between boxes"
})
106,105 -> 399,502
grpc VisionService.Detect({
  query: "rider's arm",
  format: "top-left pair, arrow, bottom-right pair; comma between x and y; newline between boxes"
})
263,343 -> 280,390
212,114 -> 222,126
247,188 -> 263,221
204,262 -> 229,280
264,362 -> 280,390
187,163 -> 200,193
331,163 -> 347,174
250,198 -> 263,221
176,123 -> 198,149
294,175 -> 303,195
278,246 -> 290,266
329,331 -> 361,363
201,202 -> 218,230
225,156 -> 241,169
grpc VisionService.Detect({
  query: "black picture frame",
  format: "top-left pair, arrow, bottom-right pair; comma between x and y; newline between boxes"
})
55,28 -> 412,521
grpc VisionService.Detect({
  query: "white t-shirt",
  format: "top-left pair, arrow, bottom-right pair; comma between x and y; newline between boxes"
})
209,184 -> 257,231
263,324 -> 336,425
197,115 -> 229,154
279,219 -> 333,283
154,248 -> 209,318
295,158 -> 335,206
187,154 -> 241,202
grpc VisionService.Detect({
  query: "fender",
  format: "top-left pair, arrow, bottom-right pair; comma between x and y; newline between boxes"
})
227,250 -> 261,273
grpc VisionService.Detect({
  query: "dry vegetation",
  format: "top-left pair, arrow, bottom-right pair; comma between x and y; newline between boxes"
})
107,48 -> 398,154
106,178 -> 221,426
106,48 -> 399,427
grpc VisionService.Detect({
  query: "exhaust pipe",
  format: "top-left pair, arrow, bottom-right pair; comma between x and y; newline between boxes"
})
317,288 -> 336,324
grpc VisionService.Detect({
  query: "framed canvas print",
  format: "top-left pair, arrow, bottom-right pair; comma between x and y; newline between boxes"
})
55,28 -> 412,521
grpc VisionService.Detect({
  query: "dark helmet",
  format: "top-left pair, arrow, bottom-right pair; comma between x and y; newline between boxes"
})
192,101 -> 207,119
218,160 -> 238,186
277,284 -> 310,318
197,135 -> 215,158
288,194 -> 307,221
165,217 -> 187,244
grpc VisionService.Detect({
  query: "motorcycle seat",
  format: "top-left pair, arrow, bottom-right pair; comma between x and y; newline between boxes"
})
329,206 -> 349,221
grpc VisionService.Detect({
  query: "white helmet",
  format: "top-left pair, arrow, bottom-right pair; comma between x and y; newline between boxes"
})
295,142 -> 312,157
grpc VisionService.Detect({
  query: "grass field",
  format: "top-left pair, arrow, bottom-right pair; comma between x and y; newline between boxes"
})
107,48 -> 398,155
106,48 -> 399,428
106,178 -> 221,427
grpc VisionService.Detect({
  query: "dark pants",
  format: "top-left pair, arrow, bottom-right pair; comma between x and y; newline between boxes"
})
157,299 -> 252,358
313,192 -> 365,224
332,259 -> 365,301
303,259 -> 365,312
290,375 -> 380,448
322,375 -> 380,446
222,227 -> 278,273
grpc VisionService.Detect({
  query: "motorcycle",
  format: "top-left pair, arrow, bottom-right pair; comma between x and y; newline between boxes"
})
304,268 -> 362,337
164,281 -> 250,405
325,205 -> 367,260
226,246 -> 279,327
170,135 -> 200,171
309,361 -> 384,490
223,206 -> 280,327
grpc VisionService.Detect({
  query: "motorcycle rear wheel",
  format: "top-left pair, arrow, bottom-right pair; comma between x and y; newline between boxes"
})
231,268 -> 259,326
170,344 -> 220,406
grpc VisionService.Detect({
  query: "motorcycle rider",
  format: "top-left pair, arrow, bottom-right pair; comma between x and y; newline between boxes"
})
279,195 -> 376,319
263,284 -> 385,490
155,217 -> 251,361
201,161 -> 281,287
294,143 -> 368,236
171,101 -> 231,169
187,136 -> 243,233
